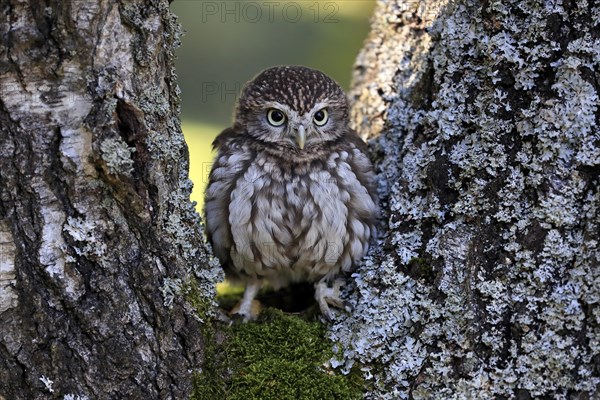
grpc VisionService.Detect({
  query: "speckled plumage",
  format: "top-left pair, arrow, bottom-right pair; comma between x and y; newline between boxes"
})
204,66 -> 378,320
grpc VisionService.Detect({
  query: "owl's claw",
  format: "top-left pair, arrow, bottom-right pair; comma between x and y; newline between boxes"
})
314,279 -> 346,321
230,299 -> 262,322
230,279 -> 262,322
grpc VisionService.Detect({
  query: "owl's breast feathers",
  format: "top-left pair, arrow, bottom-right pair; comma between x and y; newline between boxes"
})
205,127 -> 378,287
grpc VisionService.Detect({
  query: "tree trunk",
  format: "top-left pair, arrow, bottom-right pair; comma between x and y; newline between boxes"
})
330,0 -> 600,398
0,1 -> 220,398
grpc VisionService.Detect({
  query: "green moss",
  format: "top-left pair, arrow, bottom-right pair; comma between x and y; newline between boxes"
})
190,305 -> 364,400
184,278 -> 213,322
185,279 -> 227,398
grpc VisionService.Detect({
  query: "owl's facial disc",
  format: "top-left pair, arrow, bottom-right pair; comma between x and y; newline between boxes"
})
253,101 -> 342,151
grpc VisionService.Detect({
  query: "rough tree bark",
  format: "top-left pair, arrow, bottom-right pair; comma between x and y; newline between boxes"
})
0,1 -> 219,398
329,0 -> 600,398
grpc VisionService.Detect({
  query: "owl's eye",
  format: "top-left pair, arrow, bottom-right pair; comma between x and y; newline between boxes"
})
267,109 -> 286,126
313,109 -> 329,126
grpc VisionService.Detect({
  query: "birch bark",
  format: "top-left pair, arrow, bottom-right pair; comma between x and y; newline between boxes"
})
0,1 -> 219,398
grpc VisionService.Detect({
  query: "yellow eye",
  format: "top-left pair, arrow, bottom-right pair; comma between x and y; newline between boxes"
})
267,109 -> 286,126
313,108 -> 328,126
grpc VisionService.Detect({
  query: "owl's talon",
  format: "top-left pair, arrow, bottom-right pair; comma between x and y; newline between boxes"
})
230,280 -> 262,322
230,299 -> 262,322
314,279 -> 346,320
228,312 -> 245,324
321,308 -> 335,322
216,308 -> 233,324
342,300 -> 354,313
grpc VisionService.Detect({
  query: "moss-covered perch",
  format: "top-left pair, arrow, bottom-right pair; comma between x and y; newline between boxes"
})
190,306 -> 363,400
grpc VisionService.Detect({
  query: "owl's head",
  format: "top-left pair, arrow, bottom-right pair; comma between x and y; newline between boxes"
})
234,66 -> 349,151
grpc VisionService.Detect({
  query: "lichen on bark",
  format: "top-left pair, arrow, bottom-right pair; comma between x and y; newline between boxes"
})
330,0 -> 600,398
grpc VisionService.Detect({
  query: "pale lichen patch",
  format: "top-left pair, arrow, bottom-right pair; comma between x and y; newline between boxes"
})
63,395 -> 89,400
63,216 -> 107,259
100,137 -> 136,175
0,220 -> 18,313
39,375 -> 54,393
160,277 -> 182,308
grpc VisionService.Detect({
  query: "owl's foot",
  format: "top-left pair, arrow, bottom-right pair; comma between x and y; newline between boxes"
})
314,279 -> 347,321
230,279 -> 262,322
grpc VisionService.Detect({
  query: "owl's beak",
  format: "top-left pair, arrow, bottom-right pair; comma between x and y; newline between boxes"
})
295,125 -> 306,150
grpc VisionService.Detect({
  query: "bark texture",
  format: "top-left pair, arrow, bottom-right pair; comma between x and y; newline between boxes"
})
330,0 -> 600,398
0,1 -> 220,398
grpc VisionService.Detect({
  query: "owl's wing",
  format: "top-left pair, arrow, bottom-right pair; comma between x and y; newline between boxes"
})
211,126 -> 238,151
205,127 -> 254,275
345,129 -> 379,205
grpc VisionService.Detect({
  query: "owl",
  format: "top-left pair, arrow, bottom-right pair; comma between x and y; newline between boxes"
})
204,66 -> 378,320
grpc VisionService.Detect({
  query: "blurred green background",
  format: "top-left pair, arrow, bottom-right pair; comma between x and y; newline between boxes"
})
170,0 -> 375,208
